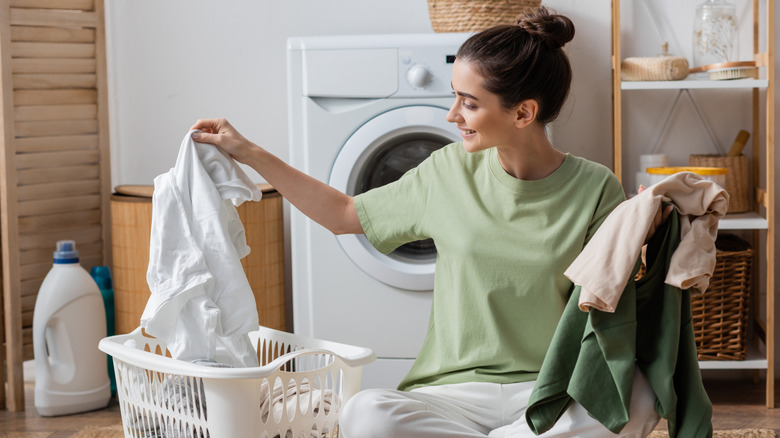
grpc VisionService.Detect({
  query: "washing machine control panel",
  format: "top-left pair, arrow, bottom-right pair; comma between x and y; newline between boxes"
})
397,45 -> 460,98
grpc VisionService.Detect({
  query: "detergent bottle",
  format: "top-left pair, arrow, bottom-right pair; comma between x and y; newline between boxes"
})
90,266 -> 116,396
33,240 -> 111,416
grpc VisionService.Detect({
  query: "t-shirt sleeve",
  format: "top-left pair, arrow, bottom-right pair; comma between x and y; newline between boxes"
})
354,163 -> 431,254
584,171 -> 626,244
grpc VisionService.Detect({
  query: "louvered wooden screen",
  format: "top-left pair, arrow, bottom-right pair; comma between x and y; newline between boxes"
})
0,0 -> 111,411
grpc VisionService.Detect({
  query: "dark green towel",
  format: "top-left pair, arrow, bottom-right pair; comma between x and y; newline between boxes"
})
526,212 -> 713,438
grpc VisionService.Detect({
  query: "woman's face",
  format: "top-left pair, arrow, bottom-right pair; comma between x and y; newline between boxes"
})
446,59 -> 519,153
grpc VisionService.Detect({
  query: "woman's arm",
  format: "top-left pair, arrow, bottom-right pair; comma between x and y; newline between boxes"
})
190,118 -> 363,235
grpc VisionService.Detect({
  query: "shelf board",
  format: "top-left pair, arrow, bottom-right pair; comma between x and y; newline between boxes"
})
698,345 -> 767,370
719,212 -> 768,230
622,77 -> 769,90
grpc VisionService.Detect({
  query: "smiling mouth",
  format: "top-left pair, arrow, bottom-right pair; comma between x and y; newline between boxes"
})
462,129 -> 476,135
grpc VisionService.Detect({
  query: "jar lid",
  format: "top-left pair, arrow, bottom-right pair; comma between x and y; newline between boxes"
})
646,166 -> 729,175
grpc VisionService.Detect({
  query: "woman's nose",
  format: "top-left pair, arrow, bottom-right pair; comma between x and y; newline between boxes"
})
446,101 -> 460,123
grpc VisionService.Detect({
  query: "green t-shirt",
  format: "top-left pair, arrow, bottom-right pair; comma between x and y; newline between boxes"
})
354,142 -> 625,391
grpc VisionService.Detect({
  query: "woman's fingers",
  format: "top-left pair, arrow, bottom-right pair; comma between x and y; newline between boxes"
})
191,130 -> 218,144
190,118 -> 232,135
190,118 -> 216,132
189,118 -> 237,145
663,204 -> 674,221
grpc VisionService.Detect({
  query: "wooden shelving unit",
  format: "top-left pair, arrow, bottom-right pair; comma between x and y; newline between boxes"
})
612,0 -> 775,407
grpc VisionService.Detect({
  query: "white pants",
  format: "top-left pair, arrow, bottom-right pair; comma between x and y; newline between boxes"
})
340,368 -> 660,438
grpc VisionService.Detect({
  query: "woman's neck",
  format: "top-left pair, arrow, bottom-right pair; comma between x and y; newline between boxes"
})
496,126 -> 567,181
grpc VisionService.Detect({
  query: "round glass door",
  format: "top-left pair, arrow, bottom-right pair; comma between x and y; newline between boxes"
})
329,106 -> 458,291
356,132 -> 442,262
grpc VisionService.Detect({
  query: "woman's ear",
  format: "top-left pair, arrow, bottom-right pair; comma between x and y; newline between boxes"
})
515,100 -> 539,128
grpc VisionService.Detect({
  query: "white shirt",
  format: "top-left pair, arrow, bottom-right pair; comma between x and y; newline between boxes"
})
141,130 -> 262,366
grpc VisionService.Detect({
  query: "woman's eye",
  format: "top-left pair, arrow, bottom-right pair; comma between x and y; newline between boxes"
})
462,101 -> 477,110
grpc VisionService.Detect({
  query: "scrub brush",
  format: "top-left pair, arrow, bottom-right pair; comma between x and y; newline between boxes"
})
689,61 -> 757,80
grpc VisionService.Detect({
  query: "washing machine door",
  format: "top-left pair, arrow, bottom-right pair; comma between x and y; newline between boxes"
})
329,105 -> 459,291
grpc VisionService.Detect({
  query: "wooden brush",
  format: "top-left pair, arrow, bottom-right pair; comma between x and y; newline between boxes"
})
727,130 -> 750,157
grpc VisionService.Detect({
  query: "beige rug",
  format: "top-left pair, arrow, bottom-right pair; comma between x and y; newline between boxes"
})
649,430 -> 776,438
71,425 -> 124,438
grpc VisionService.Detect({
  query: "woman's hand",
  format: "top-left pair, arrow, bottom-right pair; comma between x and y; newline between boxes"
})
638,185 -> 675,243
190,118 -> 256,165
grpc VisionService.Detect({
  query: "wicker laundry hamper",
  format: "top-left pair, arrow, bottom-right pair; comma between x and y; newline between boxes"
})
694,233 -> 753,360
427,0 -> 541,33
635,233 -> 753,360
110,184 -> 286,335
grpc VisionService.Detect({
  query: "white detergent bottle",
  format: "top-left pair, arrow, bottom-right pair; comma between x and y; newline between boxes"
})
33,240 -> 111,416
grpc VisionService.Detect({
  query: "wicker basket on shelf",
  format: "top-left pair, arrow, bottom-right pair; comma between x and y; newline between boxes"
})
693,234 -> 753,361
427,0 -> 542,33
690,154 -> 750,213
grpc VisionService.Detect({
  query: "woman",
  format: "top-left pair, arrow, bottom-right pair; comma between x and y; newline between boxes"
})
192,7 -> 667,437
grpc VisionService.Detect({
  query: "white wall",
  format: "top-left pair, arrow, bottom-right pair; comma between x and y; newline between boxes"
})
106,1 -> 780,373
105,0 -> 433,186
104,0 -> 611,186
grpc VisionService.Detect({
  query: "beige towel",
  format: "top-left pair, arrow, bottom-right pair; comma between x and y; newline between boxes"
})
260,378 -> 340,438
566,172 -> 729,312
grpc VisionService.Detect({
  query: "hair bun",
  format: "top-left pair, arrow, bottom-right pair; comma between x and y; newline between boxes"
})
516,6 -> 575,50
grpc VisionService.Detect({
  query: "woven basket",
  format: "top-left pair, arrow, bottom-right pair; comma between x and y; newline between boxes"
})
621,56 -> 689,81
690,154 -> 749,213
427,0 -> 542,33
636,234 -> 753,360
110,184 -> 286,335
694,234 -> 753,360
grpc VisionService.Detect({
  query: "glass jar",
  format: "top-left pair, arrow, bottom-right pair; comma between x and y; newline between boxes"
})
692,0 -> 739,68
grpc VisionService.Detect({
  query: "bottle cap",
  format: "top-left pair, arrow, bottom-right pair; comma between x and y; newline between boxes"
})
90,266 -> 113,289
53,240 -> 79,264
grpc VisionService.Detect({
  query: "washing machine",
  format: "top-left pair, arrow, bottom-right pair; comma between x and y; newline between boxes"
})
287,33 -> 469,389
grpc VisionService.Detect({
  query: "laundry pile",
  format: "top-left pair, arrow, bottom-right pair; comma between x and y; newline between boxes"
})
127,373 -> 208,438
566,171 -> 728,313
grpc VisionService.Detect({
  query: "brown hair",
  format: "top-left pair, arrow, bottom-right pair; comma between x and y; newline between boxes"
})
456,6 -> 575,125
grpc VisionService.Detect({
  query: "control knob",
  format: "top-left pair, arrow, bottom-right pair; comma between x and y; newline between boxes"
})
407,65 -> 433,88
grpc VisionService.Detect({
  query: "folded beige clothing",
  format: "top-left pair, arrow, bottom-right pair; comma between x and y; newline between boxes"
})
565,172 -> 728,312
260,378 -> 340,438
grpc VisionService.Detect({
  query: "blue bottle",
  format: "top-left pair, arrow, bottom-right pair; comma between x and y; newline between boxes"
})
90,266 -> 116,396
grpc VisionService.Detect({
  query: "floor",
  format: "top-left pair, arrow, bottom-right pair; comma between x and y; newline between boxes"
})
2,379 -> 780,436
1,383 -> 121,437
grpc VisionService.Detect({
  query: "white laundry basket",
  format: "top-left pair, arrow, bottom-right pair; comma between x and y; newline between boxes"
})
99,327 -> 375,438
